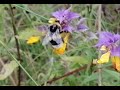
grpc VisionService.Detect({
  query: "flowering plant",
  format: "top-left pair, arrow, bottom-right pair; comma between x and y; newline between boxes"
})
95,31 -> 120,72
51,7 -> 89,33
38,7 -> 89,55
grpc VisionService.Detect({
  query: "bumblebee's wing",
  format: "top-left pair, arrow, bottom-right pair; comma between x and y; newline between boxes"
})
52,33 -> 61,40
42,30 -> 60,46
42,32 -> 52,46
51,32 -> 64,49
37,25 -> 49,35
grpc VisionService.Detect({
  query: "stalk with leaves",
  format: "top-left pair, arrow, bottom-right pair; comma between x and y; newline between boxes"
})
97,4 -> 102,86
9,4 -> 22,86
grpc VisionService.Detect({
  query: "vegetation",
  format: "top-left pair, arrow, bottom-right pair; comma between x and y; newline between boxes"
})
0,4 -> 120,86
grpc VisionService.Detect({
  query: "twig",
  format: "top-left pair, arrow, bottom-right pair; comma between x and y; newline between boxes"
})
41,65 -> 87,85
9,4 -> 22,86
97,4 -> 102,86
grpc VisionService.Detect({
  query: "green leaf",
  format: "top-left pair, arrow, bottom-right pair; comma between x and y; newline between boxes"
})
19,28 -> 42,40
62,56 -> 89,65
81,72 -> 98,85
10,28 -> 42,43
103,69 -> 120,80
0,60 -> 19,80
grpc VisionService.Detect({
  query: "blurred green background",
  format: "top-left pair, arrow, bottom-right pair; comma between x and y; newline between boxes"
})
0,4 -> 120,86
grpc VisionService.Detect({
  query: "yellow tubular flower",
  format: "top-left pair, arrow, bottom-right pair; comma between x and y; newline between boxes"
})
97,51 -> 111,64
96,45 -> 110,64
115,57 -> 120,72
96,45 -> 120,72
53,33 -> 70,55
53,43 -> 67,55
111,56 -> 116,67
27,36 -> 40,45
111,56 -> 120,72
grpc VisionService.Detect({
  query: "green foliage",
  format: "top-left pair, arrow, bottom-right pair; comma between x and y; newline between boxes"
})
62,56 -> 89,65
0,61 -> 19,80
0,5 -> 5,41
19,28 -> 42,40
0,4 -> 119,86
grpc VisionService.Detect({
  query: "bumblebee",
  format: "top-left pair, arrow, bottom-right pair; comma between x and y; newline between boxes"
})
42,18 -> 70,54
42,18 -> 63,47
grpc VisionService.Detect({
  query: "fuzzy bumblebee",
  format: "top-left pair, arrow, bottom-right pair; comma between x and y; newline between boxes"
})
42,18 -> 70,55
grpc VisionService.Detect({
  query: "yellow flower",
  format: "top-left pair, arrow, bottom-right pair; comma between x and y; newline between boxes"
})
53,32 -> 70,55
53,43 -> 67,55
94,45 -> 120,72
95,45 -> 111,64
97,51 -> 111,64
111,56 -> 120,72
27,36 -> 40,45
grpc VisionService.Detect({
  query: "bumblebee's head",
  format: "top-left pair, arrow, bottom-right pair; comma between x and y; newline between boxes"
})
48,18 -> 60,25
49,18 -> 61,33
49,24 -> 60,33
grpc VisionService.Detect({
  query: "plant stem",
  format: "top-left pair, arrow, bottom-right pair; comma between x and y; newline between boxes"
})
9,4 -> 22,86
98,4 -> 102,86
41,65 -> 87,85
